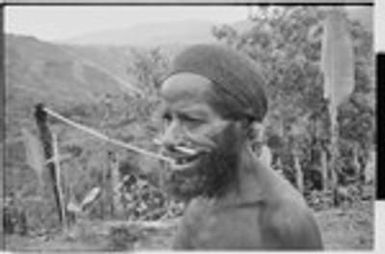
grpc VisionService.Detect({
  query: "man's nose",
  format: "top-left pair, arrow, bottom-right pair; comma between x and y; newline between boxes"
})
161,120 -> 185,149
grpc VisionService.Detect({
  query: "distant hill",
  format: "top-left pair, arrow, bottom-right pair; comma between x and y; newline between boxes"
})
63,20 -> 217,46
5,34 -> 141,133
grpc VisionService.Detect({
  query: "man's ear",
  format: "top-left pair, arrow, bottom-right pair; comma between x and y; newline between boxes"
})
249,122 -> 264,141
237,118 -> 254,140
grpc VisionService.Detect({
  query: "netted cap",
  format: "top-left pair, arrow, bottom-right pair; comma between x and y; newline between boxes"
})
167,44 -> 268,122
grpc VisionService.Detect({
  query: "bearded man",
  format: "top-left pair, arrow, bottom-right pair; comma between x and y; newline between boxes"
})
158,44 -> 323,250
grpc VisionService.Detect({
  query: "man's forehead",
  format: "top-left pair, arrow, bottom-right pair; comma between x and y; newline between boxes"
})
160,72 -> 213,101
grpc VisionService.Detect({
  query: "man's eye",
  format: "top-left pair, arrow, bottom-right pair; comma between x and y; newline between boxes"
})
162,113 -> 172,123
181,115 -> 201,124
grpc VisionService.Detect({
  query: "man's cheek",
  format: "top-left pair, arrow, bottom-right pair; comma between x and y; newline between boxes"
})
185,122 -> 229,149
185,131 -> 216,149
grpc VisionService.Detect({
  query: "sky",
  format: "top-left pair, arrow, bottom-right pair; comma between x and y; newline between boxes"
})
376,0 -> 385,51
4,6 -> 248,41
4,4 -> 383,51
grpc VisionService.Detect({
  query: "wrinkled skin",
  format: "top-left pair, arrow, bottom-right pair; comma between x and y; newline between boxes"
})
159,73 -> 323,250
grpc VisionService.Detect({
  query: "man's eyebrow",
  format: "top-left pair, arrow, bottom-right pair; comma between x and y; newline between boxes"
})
158,105 -> 170,117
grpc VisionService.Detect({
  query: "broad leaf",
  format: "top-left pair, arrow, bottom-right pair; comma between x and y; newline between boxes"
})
22,128 -> 45,180
321,9 -> 355,108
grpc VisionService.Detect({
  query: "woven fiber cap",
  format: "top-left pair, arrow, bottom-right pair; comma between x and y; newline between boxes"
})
166,44 -> 268,122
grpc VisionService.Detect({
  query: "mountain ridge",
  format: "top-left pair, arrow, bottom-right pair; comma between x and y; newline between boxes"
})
5,34 -> 136,131
61,20 -> 219,46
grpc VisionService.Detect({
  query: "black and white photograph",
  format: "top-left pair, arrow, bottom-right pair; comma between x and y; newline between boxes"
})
2,0 -> 377,251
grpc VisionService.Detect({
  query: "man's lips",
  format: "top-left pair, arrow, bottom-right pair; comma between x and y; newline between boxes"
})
164,146 -> 208,171
153,139 -> 211,171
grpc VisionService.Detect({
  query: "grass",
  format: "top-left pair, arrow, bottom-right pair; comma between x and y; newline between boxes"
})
316,201 -> 374,250
5,200 -> 374,251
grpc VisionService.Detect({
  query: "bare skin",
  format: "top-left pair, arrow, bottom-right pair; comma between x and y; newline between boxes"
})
160,73 -> 323,250
173,153 -> 323,250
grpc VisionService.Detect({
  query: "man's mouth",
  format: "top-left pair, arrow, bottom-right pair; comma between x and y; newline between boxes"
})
169,146 -> 206,171
172,154 -> 200,170
154,139 -> 209,171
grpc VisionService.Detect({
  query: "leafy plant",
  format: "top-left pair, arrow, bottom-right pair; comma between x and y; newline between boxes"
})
212,6 -> 374,201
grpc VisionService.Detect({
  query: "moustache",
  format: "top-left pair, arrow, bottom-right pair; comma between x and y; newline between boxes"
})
154,138 -> 212,155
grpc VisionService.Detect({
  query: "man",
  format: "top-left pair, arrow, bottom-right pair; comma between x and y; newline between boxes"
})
158,44 -> 323,250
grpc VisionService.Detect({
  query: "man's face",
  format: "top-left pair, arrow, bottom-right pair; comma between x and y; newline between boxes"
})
159,73 -> 242,200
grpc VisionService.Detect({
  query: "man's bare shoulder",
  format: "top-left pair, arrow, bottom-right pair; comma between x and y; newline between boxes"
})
182,197 -> 211,224
265,198 -> 324,250
173,198 -> 205,249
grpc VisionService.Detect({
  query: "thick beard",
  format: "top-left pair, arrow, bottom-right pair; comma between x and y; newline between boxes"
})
163,124 -> 240,201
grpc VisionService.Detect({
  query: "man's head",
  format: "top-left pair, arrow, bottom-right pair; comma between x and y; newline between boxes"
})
159,44 -> 268,200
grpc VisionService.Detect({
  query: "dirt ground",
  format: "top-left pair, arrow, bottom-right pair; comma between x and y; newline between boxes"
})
315,201 -> 374,250
5,201 -> 374,251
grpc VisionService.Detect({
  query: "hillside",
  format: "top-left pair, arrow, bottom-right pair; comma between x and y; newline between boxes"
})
5,35 -> 141,134
4,33 -> 167,187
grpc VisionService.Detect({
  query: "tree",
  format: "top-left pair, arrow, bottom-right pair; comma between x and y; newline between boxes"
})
212,6 -> 374,202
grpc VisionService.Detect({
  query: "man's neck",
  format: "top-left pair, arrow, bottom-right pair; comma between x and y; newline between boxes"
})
214,145 -> 276,208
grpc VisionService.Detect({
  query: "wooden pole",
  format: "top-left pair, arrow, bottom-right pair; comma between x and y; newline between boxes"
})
104,152 -> 113,218
329,123 -> 339,206
321,148 -> 328,193
108,151 -> 121,218
34,103 -> 63,224
52,133 -> 67,231
352,142 -> 360,183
